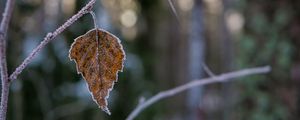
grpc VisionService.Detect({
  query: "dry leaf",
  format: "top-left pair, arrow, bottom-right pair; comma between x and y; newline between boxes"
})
69,28 -> 125,115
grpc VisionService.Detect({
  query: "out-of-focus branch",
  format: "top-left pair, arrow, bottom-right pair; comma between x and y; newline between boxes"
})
9,0 -> 96,81
167,0 -> 180,23
0,0 -> 16,120
202,63 -> 216,77
126,66 -> 271,120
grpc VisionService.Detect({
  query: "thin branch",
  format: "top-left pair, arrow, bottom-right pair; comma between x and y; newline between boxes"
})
0,0 -> 15,36
0,33 -> 9,120
126,66 -> 271,120
167,0 -> 180,24
0,0 -> 16,120
9,0 -> 96,81
202,63 -> 216,77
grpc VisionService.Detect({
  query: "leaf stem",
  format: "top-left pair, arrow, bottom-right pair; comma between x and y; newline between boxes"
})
89,11 -> 98,29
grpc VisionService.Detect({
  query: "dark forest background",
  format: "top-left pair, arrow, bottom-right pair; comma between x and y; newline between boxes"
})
0,0 -> 299,120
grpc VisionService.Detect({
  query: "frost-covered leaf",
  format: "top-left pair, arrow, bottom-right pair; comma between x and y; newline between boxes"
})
69,28 -> 125,115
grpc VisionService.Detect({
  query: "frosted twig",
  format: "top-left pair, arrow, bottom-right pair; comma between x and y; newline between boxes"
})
126,66 -> 271,120
0,0 -> 16,120
9,0 -> 96,81
0,0 -> 15,37
0,33 -> 9,120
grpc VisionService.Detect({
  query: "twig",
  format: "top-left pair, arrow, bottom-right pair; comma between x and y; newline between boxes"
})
126,66 -> 271,120
0,0 -> 15,120
0,0 -> 15,36
202,63 -> 216,77
9,0 -> 96,81
167,0 -> 180,24
0,34 -> 9,120
0,0 -> 96,119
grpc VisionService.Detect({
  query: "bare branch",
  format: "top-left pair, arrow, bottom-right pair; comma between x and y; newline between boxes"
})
9,0 -> 96,81
167,0 -> 180,24
0,0 -> 15,36
0,0 -> 16,120
0,0 -> 96,118
126,66 -> 271,120
202,63 -> 216,77
0,33 -> 9,120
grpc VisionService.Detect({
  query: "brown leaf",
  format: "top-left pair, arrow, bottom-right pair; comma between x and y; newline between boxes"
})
69,28 -> 125,115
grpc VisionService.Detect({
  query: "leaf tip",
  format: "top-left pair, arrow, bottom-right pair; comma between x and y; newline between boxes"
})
102,106 -> 111,115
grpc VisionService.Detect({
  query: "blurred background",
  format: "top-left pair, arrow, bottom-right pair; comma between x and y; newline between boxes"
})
0,0 -> 299,119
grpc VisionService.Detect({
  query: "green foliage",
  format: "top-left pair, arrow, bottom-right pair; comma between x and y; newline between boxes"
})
234,0 -> 296,119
